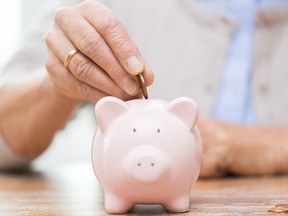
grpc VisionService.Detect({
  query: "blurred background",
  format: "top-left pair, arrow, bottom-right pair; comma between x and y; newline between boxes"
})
0,0 -> 44,69
0,0 -> 22,70
0,0 -> 95,169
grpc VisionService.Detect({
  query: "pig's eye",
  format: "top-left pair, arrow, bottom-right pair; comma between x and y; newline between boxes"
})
133,128 -> 136,133
157,129 -> 160,133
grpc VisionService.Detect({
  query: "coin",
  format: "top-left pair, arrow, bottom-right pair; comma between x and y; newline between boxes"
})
137,73 -> 148,99
268,205 -> 288,213
268,207 -> 288,213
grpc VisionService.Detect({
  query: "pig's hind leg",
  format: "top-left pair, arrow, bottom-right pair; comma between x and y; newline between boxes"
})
163,194 -> 190,213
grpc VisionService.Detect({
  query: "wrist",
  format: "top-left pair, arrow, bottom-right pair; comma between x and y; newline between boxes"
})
0,73 -> 82,159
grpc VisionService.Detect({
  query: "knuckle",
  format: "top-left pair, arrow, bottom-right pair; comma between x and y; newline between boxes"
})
44,29 -> 56,47
44,29 -> 59,48
45,57 -> 57,75
79,33 -> 102,57
54,7 -> 66,22
99,16 -> 134,57
73,57 -> 94,80
54,7 -> 71,25
44,31 -> 51,45
99,16 -> 120,36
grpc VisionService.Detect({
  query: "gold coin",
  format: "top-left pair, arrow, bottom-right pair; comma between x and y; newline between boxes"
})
137,73 -> 148,99
268,207 -> 288,213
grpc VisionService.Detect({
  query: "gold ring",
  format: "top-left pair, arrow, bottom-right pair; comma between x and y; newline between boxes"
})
64,49 -> 79,71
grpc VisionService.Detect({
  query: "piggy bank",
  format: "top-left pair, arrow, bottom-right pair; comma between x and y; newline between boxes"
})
92,96 -> 202,214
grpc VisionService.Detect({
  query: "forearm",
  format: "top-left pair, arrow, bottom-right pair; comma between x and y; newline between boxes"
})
225,124 -> 288,175
0,72 -> 80,159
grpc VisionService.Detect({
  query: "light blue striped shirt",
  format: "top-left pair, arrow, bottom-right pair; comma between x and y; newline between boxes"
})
200,0 -> 288,125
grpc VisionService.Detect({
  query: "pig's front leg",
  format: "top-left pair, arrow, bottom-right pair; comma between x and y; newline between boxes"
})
104,192 -> 133,214
163,194 -> 190,213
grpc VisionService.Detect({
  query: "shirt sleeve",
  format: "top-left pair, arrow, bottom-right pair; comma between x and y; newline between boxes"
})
0,133 -> 31,170
0,0 -> 83,170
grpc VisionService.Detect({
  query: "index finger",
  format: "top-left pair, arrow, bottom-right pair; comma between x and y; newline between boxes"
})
80,2 -> 145,76
54,5 -> 140,96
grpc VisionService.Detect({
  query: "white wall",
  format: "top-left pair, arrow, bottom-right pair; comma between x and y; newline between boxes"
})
0,0 -> 49,69
21,0 -> 48,35
0,0 -> 22,69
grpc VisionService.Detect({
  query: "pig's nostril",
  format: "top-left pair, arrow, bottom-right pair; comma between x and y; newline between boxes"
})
136,163 -> 155,167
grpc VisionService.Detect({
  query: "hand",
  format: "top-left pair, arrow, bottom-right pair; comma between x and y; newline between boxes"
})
44,0 -> 154,102
198,116 -> 285,177
197,117 -> 231,177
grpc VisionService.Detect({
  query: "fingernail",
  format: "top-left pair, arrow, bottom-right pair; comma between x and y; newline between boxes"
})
126,56 -> 144,75
122,76 -> 138,95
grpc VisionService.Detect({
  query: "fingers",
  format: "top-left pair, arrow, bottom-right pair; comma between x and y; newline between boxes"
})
45,48 -> 131,103
54,8 -> 139,96
45,1 -> 154,102
45,27 -> 131,100
55,2 -> 153,86
80,2 -> 144,75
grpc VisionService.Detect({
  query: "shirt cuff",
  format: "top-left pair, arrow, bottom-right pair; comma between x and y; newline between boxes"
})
0,133 -> 31,170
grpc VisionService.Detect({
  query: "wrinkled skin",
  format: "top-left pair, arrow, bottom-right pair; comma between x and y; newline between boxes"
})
198,116 -> 288,177
45,0 -> 154,102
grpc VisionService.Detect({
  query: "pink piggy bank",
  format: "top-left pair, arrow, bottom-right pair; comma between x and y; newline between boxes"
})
92,96 -> 202,214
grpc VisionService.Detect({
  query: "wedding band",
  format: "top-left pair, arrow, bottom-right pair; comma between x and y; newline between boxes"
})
64,49 -> 79,71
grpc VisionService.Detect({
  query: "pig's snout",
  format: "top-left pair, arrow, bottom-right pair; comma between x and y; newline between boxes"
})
123,146 -> 170,184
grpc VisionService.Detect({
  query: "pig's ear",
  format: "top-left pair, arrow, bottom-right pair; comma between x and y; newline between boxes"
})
95,96 -> 129,132
166,97 -> 199,129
